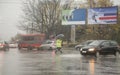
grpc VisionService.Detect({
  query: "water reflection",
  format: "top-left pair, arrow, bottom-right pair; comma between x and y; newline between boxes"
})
89,58 -> 95,75
95,56 -> 120,75
86,56 -> 120,75
51,50 -> 67,75
1,49 -> 120,75
0,51 -> 5,75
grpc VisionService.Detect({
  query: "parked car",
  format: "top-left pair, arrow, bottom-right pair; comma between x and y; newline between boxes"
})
80,40 -> 120,57
0,41 -> 9,51
9,43 -> 18,48
38,40 -> 56,50
75,40 -> 94,51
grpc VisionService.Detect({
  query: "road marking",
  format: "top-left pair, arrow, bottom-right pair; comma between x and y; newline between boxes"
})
60,54 -> 82,58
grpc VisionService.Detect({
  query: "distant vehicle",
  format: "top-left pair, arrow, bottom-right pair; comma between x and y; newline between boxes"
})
0,41 -> 9,51
80,40 -> 120,57
38,40 -> 56,50
75,40 -> 94,51
9,43 -> 18,48
18,34 -> 45,50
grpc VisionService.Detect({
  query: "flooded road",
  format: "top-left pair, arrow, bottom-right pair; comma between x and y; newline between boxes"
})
0,48 -> 120,75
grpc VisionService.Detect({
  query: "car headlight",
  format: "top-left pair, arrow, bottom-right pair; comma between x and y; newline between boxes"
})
80,48 -> 82,51
88,48 -> 95,51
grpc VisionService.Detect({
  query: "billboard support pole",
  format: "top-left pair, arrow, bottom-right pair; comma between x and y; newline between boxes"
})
71,25 -> 76,44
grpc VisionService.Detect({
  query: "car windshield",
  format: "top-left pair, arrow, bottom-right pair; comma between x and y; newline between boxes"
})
88,40 -> 101,46
81,40 -> 93,45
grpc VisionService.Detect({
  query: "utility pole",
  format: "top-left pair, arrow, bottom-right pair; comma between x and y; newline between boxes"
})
90,0 -> 96,38
71,25 -> 76,44
70,0 -> 76,44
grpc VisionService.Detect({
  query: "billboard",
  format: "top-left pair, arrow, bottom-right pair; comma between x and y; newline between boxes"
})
88,6 -> 118,24
62,9 -> 86,25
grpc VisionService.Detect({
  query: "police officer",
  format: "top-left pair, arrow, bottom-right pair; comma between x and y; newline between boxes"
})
55,38 -> 63,54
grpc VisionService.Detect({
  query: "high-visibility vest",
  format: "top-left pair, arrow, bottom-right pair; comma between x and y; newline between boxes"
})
56,39 -> 62,47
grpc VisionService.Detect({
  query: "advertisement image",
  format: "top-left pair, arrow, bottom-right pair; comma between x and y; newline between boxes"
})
88,6 -> 118,24
62,9 -> 86,25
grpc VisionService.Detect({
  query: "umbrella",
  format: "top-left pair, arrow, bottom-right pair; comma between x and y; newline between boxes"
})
56,34 -> 64,38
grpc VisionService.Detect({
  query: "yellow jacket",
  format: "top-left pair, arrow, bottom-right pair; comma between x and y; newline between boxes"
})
56,39 -> 62,47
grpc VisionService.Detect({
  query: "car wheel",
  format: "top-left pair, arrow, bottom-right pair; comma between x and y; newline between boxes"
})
37,48 -> 40,50
80,53 -> 87,57
115,51 -> 119,58
80,53 -> 84,55
27,46 -> 32,50
6,48 -> 9,51
76,47 -> 80,51
3,48 -> 6,51
38,47 -> 43,50
18,47 -> 21,50
7,47 -> 9,50
95,52 -> 100,58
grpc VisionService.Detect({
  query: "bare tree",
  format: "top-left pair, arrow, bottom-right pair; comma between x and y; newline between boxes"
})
18,0 -> 62,37
18,0 -> 78,40
86,0 -> 113,8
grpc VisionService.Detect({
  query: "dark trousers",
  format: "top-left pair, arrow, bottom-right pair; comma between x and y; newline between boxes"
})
55,47 -> 62,54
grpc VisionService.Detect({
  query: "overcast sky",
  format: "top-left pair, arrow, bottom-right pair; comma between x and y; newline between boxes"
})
0,0 -> 24,41
0,0 -> 120,41
113,0 -> 120,5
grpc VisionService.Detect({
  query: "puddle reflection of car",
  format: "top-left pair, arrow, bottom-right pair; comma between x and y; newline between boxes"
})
38,40 -> 56,50
75,40 -> 94,51
80,40 -> 120,57
0,41 -> 9,51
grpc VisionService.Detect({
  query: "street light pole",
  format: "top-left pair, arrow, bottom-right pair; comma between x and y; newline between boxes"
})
71,25 -> 76,44
70,0 -> 76,44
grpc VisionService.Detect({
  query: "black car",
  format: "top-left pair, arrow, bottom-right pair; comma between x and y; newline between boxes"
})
80,40 -> 120,57
75,40 -> 94,51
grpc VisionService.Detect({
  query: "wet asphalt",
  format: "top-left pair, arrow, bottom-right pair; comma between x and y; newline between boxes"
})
0,48 -> 120,75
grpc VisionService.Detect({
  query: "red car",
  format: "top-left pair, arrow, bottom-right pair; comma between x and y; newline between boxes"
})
0,41 -> 9,51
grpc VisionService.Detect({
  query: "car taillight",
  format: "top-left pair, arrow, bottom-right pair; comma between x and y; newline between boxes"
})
0,44 -> 5,47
